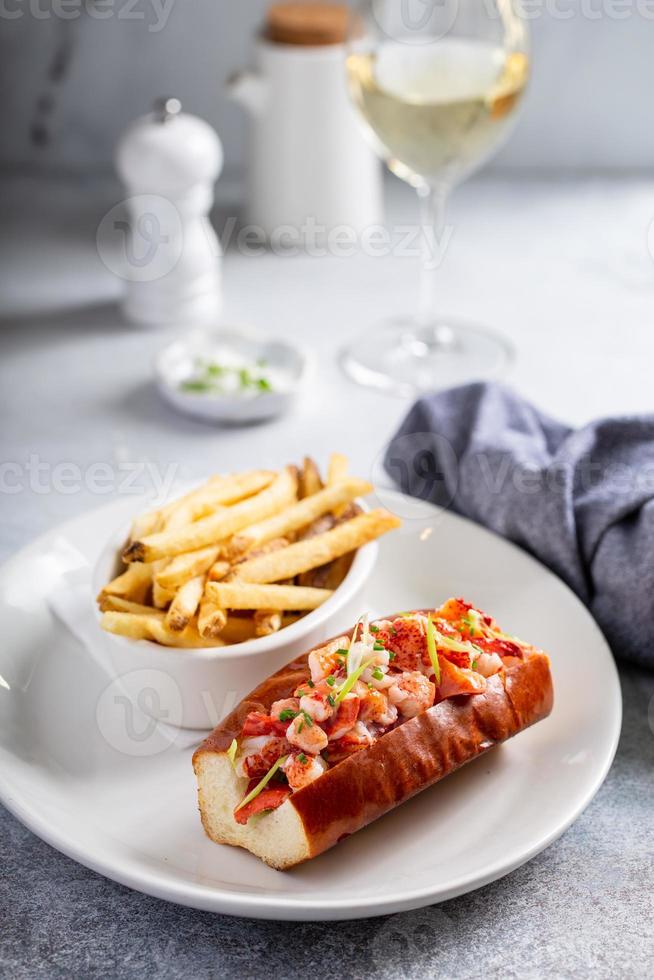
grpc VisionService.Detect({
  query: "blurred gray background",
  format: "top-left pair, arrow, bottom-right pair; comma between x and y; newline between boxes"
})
2,0 -> 653,179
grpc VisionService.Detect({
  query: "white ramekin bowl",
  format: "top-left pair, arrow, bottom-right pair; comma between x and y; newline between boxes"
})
92,515 -> 377,730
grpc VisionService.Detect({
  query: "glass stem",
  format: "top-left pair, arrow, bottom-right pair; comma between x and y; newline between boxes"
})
416,182 -> 449,329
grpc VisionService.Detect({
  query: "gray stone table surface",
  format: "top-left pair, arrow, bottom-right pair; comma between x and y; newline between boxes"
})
1,175 -> 654,979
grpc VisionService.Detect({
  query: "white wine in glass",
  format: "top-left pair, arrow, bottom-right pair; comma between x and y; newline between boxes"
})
344,0 -> 529,394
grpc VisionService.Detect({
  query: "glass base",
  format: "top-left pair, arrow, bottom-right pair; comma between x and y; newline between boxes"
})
340,318 -> 513,396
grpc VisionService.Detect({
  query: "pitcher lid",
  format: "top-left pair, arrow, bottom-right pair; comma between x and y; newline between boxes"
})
265,2 -> 349,46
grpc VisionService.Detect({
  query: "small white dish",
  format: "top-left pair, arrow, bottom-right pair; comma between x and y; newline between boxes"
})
0,492 -> 621,920
91,503 -> 378,730
155,327 -> 309,423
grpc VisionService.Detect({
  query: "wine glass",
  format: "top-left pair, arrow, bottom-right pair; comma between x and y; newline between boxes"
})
343,0 -> 529,394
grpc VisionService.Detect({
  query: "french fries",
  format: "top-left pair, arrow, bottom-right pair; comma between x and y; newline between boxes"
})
97,562 -> 152,605
97,457 -> 402,649
299,456 -> 323,498
156,545 -> 222,591
134,470 -> 274,537
165,575 -> 205,632
152,559 -> 176,608
253,609 -> 282,637
101,611 -> 226,647
225,509 -> 401,584
206,582 -> 333,611
327,452 -> 349,485
197,596 -> 228,638
98,595 -> 159,615
206,559 -> 231,582
224,478 -> 371,560
123,467 -> 297,562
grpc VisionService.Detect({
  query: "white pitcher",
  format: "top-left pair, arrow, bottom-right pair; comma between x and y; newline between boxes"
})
228,37 -> 383,242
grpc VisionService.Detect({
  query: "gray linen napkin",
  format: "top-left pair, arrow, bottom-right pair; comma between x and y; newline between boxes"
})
384,382 -> 654,667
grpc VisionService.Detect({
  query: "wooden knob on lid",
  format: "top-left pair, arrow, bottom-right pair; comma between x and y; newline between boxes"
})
266,2 -> 350,46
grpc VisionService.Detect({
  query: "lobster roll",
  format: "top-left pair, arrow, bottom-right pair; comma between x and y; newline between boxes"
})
193,598 -> 553,869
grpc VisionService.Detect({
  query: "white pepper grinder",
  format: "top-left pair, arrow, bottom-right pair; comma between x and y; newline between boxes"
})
115,97 -> 223,327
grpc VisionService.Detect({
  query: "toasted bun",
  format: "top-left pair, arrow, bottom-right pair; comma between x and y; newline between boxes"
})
193,616 -> 553,869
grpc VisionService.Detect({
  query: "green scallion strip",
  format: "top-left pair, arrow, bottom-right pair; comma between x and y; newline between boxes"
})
334,658 -> 374,704
429,622 -> 480,664
426,614 -> 441,685
227,738 -> 238,771
237,755 -> 289,812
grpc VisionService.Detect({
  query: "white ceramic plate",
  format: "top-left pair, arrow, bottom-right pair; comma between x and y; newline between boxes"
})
0,491 -> 621,920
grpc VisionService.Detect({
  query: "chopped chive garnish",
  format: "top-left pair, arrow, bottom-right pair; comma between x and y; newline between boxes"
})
373,642 -> 385,651
237,755 -> 289,812
180,359 -> 274,398
301,710 -> 313,727
372,668 -> 384,680
388,651 -> 397,661
369,625 -> 379,633
307,680 -> 315,688
278,709 -> 298,722
180,380 -> 213,393
326,676 -> 335,687
298,753 -> 308,764
327,694 -> 336,707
